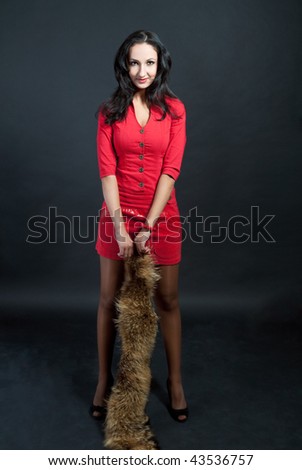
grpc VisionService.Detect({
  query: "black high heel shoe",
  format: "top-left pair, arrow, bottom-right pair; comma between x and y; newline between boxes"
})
89,403 -> 107,421
166,379 -> 189,423
89,377 -> 114,421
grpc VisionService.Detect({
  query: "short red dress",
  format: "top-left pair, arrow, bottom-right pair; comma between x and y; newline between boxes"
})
95,95 -> 187,265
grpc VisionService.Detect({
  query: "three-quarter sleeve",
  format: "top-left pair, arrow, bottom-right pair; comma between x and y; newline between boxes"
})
161,100 -> 187,181
96,111 -> 117,178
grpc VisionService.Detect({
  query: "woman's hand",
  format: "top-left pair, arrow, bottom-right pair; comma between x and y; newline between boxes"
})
115,226 -> 134,258
134,228 -> 151,255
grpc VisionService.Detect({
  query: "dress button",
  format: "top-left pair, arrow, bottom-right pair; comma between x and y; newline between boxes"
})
139,167 -> 144,172
139,142 -> 144,147
139,182 -> 144,187
139,154 -> 144,160
140,129 -> 144,134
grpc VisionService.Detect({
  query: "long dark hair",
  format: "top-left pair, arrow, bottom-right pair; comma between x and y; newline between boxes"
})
95,30 -> 180,124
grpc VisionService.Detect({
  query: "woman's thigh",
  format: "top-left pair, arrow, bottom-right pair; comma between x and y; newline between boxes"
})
154,264 -> 180,311
99,256 -> 125,308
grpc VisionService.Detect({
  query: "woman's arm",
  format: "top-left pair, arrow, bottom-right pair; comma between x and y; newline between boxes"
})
101,175 -> 134,258
145,174 -> 175,227
97,110 -> 134,258
146,99 -> 187,227
134,175 -> 174,255
101,175 -> 125,232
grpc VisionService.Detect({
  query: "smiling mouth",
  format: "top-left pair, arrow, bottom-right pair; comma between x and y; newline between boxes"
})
137,78 -> 148,82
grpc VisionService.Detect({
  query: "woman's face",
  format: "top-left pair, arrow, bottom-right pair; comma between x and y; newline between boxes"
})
127,43 -> 158,90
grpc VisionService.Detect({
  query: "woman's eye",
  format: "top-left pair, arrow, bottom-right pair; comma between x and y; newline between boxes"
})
129,61 -> 155,66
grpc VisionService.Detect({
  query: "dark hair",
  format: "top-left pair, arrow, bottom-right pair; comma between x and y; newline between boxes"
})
95,30 -> 180,124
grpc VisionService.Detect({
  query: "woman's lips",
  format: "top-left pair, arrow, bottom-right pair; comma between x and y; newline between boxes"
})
137,78 -> 147,83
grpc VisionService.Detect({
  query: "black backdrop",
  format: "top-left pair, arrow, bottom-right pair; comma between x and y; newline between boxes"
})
1,0 -> 302,450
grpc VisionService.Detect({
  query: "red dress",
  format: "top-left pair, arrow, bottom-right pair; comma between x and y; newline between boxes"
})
95,95 -> 187,265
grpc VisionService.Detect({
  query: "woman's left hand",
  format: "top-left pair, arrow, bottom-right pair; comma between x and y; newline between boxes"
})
134,228 -> 151,255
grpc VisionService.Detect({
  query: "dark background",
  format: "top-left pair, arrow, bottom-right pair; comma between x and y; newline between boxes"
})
1,0 -> 302,450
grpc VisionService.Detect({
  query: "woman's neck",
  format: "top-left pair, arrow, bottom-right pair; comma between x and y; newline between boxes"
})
133,90 -> 147,104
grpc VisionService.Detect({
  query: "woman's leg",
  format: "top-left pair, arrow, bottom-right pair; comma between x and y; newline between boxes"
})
92,255 -> 125,417
154,263 -> 188,421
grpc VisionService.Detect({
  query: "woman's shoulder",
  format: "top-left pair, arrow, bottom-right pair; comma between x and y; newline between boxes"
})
96,101 -> 111,126
164,95 -> 186,113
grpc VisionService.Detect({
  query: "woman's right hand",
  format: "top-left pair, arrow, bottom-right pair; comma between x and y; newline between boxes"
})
115,226 -> 133,259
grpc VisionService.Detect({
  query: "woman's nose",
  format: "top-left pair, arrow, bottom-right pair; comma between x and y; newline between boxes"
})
138,66 -> 146,77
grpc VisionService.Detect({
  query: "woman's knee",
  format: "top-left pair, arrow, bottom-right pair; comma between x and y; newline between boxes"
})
155,291 -> 179,312
99,293 -> 117,312
98,256 -> 124,312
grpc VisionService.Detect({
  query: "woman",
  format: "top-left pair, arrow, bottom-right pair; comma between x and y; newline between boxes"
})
91,30 -> 188,422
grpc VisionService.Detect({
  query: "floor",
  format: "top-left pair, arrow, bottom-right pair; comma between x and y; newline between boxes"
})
1,304 -> 302,450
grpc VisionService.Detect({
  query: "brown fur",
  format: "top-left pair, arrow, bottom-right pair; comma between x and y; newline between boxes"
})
104,252 -> 161,450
